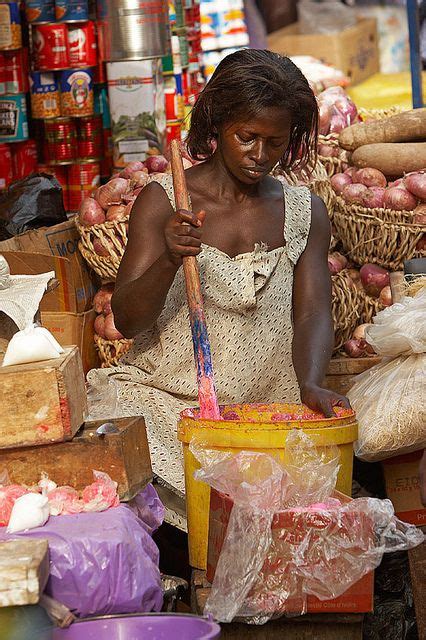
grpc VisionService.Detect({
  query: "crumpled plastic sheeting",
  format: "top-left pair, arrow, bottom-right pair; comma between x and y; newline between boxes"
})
193,431 -> 424,624
0,484 -> 164,617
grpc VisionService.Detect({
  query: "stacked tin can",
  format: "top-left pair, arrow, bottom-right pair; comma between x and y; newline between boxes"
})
98,0 -> 170,171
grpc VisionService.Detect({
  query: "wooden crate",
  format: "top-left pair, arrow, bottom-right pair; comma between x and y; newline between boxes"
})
0,347 -> 87,449
0,539 -> 49,607
324,356 -> 381,397
0,417 -> 152,501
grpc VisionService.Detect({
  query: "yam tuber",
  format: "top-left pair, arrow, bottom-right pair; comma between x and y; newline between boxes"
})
339,108 -> 426,151
351,143 -> 426,177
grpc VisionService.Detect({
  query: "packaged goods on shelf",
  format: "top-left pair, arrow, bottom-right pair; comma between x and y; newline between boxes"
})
30,71 -> 61,119
32,23 -> 70,70
68,21 -> 97,68
200,0 -> 249,52
25,0 -> 56,25
0,94 -> 29,142
55,0 -> 89,23
0,142 -> 13,189
59,68 -> 94,117
0,1 -> 22,51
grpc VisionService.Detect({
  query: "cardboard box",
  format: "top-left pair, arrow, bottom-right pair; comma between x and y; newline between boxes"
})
382,452 -> 426,527
41,309 -> 99,375
0,219 -> 97,313
0,347 -> 87,449
268,18 -> 379,86
207,489 -> 374,614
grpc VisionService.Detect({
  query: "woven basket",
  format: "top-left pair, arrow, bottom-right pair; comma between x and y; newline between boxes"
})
361,294 -> 383,324
76,217 -> 129,280
280,160 -> 335,222
331,270 -> 363,352
94,333 -> 133,368
318,134 -> 347,178
333,196 -> 426,270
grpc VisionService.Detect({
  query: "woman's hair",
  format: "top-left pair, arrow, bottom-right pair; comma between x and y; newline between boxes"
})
187,49 -> 318,170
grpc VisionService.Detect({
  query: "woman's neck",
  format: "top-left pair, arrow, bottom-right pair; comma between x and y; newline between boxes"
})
204,153 -> 263,201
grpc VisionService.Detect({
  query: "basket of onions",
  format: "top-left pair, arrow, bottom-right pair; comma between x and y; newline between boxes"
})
76,156 -> 170,280
328,252 -> 364,352
331,168 -> 426,270
92,285 -> 133,367
317,87 -> 359,177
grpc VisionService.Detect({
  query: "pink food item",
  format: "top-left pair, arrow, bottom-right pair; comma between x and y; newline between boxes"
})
47,486 -> 83,516
361,186 -> 386,209
144,155 -> 168,174
95,178 -> 129,209
119,161 -> 146,179
93,237 -> 113,257
93,284 -> 114,314
344,338 -> 365,358
354,168 -> 386,188
379,285 -> 392,307
404,171 -> 426,200
79,197 -> 106,226
330,173 -> 352,195
342,183 -> 368,205
104,313 -> 124,341
383,187 -> 417,211
81,471 -> 119,512
360,263 -> 390,297
352,324 -> 369,341
318,102 -> 332,135
106,204 -> 127,222
94,314 -> 106,338
413,203 -> 426,225
328,251 -> 348,275
0,485 -> 29,526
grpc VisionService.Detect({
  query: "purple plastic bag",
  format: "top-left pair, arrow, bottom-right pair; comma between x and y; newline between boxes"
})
0,485 -> 164,617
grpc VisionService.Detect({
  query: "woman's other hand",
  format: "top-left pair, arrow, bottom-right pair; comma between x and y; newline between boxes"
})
301,383 -> 351,418
165,208 -> 206,265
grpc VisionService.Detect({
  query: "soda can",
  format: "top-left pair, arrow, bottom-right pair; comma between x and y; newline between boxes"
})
0,2 -> 21,51
77,114 -> 103,159
30,71 -> 61,119
45,117 -> 77,163
0,94 -> 28,142
37,162 -> 69,209
68,21 -> 97,68
0,142 -> 13,189
25,0 -> 55,24
0,53 -> 6,95
5,49 -> 29,94
32,23 -> 69,71
55,0 -> 88,23
11,139 -> 38,179
67,160 -> 100,211
60,68 -> 94,117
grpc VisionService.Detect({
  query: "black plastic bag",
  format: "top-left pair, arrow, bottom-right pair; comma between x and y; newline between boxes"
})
0,173 -> 67,240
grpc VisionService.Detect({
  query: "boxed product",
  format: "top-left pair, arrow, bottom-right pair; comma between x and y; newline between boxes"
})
106,60 -> 166,168
268,17 -> 379,86
41,309 -> 99,374
0,219 -> 97,313
382,452 -> 426,527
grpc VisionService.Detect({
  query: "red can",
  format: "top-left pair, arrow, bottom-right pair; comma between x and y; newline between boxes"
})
12,139 -> 38,179
32,24 -> 69,71
67,160 -> 100,211
67,21 -> 97,68
166,120 -> 182,145
100,128 -> 112,178
45,117 -> 77,164
0,143 -> 13,190
0,54 -> 6,96
37,163 -> 69,210
4,49 -> 29,94
77,114 -> 103,159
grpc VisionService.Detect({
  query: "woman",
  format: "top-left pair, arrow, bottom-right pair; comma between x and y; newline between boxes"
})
93,50 -> 350,526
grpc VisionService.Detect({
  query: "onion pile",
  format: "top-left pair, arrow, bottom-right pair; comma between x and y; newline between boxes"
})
93,285 -> 125,342
331,167 -> 426,213
317,87 -> 359,166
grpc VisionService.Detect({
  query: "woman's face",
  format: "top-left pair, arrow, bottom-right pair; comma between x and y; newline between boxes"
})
216,106 -> 292,184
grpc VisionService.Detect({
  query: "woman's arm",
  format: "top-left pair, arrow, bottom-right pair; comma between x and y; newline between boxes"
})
292,194 -> 351,416
112,181 -> 204,338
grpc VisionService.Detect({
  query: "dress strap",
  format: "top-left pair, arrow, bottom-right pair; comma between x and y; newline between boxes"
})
148,173 -> 193,212
282,185 -> 312,265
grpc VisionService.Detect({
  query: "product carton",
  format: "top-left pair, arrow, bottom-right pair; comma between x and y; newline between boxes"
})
268,17 -> 379,86
0,219 -> 96,313
382,452 -> 426,527
207,489 -> 374,614
41,309 -> 99,375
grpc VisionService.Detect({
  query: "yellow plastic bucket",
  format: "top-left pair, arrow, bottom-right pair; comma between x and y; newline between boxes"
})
177,403 -> 358,569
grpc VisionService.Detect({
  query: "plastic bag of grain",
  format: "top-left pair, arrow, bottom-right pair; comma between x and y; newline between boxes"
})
348,287 -> 426,461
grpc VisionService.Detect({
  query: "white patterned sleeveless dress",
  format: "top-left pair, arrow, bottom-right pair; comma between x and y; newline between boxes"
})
88,174 -> 312,529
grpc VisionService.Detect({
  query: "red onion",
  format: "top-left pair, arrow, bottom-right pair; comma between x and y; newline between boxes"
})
106,204 -> 128,222
95,178 -> 130,209
354,168 -> 387,188
104,313 -> 124,341
383,187 -> 417,211
78,197 -> 106,226
361,186 -> 386,209
416,235 -> 426,251
344,339 -> 365,358
119,161 -> 145,179
93,237 -> 112,257
130,170 -> 149,188
404,171 -> 426,200
379,285 -> 392,307
144,155 -> 169,174
94,314 -> 106,339
93,284 -> 114,314
353,324 -> 370,341
344,166 -> 358,178
413,203 -> 426,225
334,96 -> 358,125
360,263 -> 390,297
318,143 -> 339,158
318,102 -> 332,135
342,183 -> 368,205
329,112 -> 348,134
359,339 -> 376,355
328,252 -> 347,275
331,172 -> 352,195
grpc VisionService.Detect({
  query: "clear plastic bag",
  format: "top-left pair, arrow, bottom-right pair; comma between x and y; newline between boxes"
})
298,1 -> 357,34
193,431 -> 424,624
348,288 -> 426,461
85,371 -> 119,421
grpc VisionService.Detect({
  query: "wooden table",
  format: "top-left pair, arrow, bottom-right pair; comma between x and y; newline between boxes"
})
192,570 -> 364,640
324,356 -> 380,396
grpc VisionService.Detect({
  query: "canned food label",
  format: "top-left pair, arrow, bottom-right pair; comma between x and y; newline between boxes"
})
68,22 -> 97,67
26,0 -> 55,23
30,72 -> 60,119
0,3 -> 21,50
60,69 -> 93,116
55,0 -> 88,23
0,95 -> 28,141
